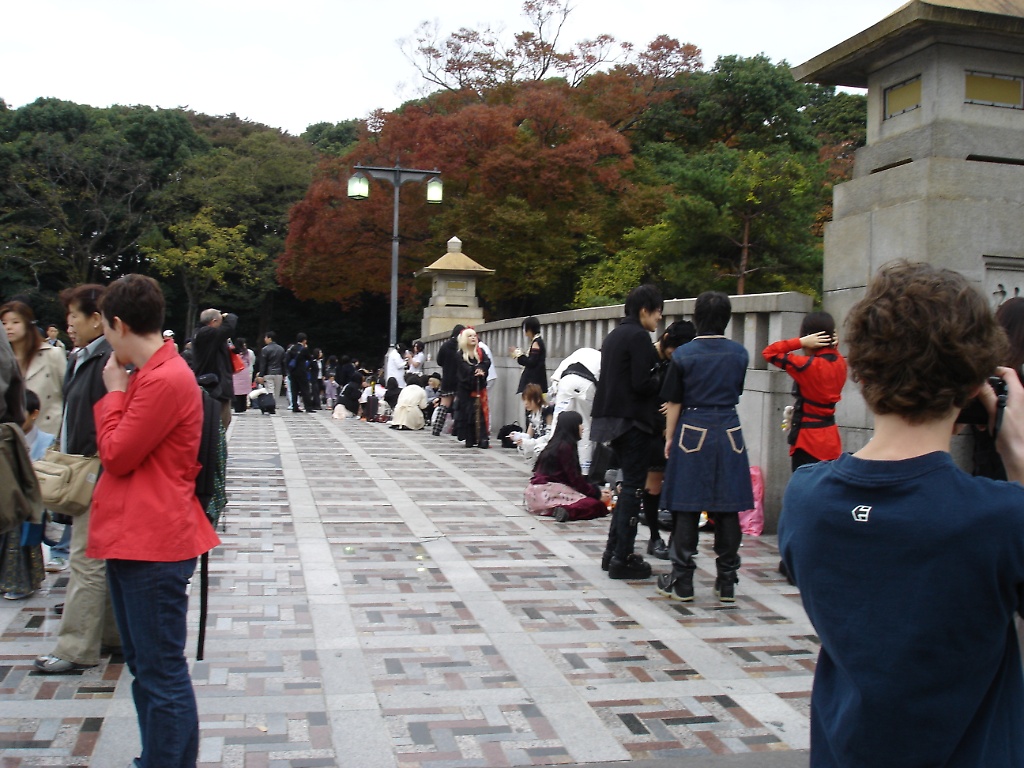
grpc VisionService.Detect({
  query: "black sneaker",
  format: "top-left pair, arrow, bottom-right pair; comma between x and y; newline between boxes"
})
715,579 -> 736,603
553,507 -> 569,523
656,573 -> 694,602
608,554 -> 652,580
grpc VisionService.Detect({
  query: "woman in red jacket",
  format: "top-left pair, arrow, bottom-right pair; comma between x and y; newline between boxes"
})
763,311 -> 847,586
90,275 -> 220,768
762,312 -> 848,471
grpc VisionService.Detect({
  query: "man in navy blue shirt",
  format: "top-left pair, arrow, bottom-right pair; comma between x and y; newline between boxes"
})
780,261 -> 1024,767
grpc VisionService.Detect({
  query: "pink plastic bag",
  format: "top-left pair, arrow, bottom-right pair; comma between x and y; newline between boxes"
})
739,466 -> 764,536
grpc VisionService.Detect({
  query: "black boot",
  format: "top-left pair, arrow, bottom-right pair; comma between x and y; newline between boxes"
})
647,536 -> 670,559
713,512 -> 742,603
656,570 -> 693,601
643,491 -> 669,559
608,553 -> 652,580
668,511 -> 700,575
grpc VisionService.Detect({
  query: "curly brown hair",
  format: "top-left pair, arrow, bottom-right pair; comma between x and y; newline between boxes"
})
845,261 -> 1007,423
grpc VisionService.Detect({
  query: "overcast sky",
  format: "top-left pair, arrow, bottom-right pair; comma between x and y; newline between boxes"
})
4,0 -> 902,136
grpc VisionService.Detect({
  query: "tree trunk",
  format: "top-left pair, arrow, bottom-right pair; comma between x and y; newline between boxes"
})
737,216 -> 751,295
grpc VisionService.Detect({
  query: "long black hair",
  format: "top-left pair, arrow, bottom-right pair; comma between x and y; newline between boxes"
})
534,410 -> 584,476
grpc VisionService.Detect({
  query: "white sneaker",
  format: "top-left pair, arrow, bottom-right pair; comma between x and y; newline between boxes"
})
45,557 -> 68,573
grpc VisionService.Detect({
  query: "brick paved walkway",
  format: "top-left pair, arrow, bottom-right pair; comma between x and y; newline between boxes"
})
0,410 -> 814,767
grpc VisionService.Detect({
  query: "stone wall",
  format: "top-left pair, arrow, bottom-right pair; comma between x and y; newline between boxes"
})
422,291 -> 814,533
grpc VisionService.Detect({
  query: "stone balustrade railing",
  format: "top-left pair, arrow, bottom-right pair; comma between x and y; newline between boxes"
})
421,291 -> 814,532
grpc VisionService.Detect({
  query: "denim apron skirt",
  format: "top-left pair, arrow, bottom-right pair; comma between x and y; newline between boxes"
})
662,406 -> 754,513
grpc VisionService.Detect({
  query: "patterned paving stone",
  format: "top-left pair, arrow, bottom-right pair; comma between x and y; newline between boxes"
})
474,564 -> 590,592
704,635 -> 819,677
0,411 -> 816,767
432,519 -> 530,537
453,541 -> 558,562
350,600 -> 481,636
589,695 -> 794,758
192,650 -> 323,697
366,645 -> 517,691
652,591 -> 801,628
540,640 -> 702,685
502,597 -> 642,632
197,711 -> 335,767
340,567 -> 453,596
330,542 -> 431,564
383,703 -> 573,767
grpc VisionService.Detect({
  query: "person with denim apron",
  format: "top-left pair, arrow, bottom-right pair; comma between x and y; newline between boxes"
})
657,291 -> 753,603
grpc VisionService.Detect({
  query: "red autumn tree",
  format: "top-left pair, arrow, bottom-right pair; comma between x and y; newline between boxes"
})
278,80 -> 646,317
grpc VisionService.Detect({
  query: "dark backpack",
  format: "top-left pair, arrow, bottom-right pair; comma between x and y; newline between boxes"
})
497,422 -> 521,449
194,374 -> 223,662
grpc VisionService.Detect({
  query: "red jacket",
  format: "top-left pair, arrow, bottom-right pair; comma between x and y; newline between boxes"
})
88,341 -> 220,561
762,338 -> 847,461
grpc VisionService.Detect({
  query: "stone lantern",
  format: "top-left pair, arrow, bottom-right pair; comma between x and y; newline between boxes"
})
415,237 -> 495,339
794,0 -> 1024,448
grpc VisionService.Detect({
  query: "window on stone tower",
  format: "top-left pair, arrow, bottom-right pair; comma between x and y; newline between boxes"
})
884,76 -> 922,119
965,71 -> 1024,109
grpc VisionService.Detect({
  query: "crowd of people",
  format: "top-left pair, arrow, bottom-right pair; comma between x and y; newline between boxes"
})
1,278 -> 219,767
5,259 -> 1024,766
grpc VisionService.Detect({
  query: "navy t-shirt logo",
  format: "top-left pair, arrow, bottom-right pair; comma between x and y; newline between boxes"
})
851,505 -> 872,522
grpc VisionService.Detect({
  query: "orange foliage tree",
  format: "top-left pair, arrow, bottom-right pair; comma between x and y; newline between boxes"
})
279,80 -> 654,318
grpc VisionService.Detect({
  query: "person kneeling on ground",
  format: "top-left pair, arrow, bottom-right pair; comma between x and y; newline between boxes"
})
390,383 -> 428,430
780,260 -> 1024,767
525,411 -> 611,522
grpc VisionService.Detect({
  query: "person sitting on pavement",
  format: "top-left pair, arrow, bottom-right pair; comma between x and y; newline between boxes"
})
525,411 -> 611,522
780,260 -> 1024,767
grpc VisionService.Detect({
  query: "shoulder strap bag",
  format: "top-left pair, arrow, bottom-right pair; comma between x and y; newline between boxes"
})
33,448 -> 101,517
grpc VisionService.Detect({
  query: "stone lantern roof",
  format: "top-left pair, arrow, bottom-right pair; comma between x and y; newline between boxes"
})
793,0 -> 1024,86
415,237 -> 495,277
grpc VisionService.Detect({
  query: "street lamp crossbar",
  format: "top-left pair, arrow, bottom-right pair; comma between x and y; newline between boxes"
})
348,164 -> 443,348
353,164 -> 440,186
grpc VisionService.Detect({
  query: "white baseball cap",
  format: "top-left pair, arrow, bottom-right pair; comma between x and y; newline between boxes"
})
162,330 -> 175,338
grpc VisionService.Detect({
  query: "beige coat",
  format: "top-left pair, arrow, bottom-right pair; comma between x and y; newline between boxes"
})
25,344 -> 66,436
391,385 -> 428,430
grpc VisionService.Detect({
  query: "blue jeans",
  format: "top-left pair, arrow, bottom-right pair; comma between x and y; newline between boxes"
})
49,520 -> 72,559
605,426 -> 652,560
107,558 -> 199,768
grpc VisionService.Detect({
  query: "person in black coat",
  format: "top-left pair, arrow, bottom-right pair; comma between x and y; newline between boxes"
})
509,316 -> 547,394
590,284 -> 664,581
286,333 -> 314,412
431,324 -> 464,436
455,328 -> 490,448
192,308 -> 237,429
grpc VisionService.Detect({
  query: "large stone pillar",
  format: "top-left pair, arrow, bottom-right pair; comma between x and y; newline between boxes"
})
794,0 -> 1024,449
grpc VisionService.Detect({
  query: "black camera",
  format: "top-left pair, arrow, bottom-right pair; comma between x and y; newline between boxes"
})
956,375 -> 1008,429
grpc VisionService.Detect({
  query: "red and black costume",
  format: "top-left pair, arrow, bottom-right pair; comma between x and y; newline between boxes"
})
762,338 -> 847,465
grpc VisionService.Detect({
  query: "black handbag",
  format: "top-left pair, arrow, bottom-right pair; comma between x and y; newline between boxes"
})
497,422 -> 521,449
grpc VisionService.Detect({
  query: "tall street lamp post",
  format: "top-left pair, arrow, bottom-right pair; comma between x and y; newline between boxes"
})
347,164 -> 443,347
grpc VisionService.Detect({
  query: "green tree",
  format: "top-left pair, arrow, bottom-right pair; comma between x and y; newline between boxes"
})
143,208 -> 260,337
153,128 -> 315,330
636,54 -> 816,153
302,120 -> 362,156
0,99 -> 206,286
624,144 -> 824,296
